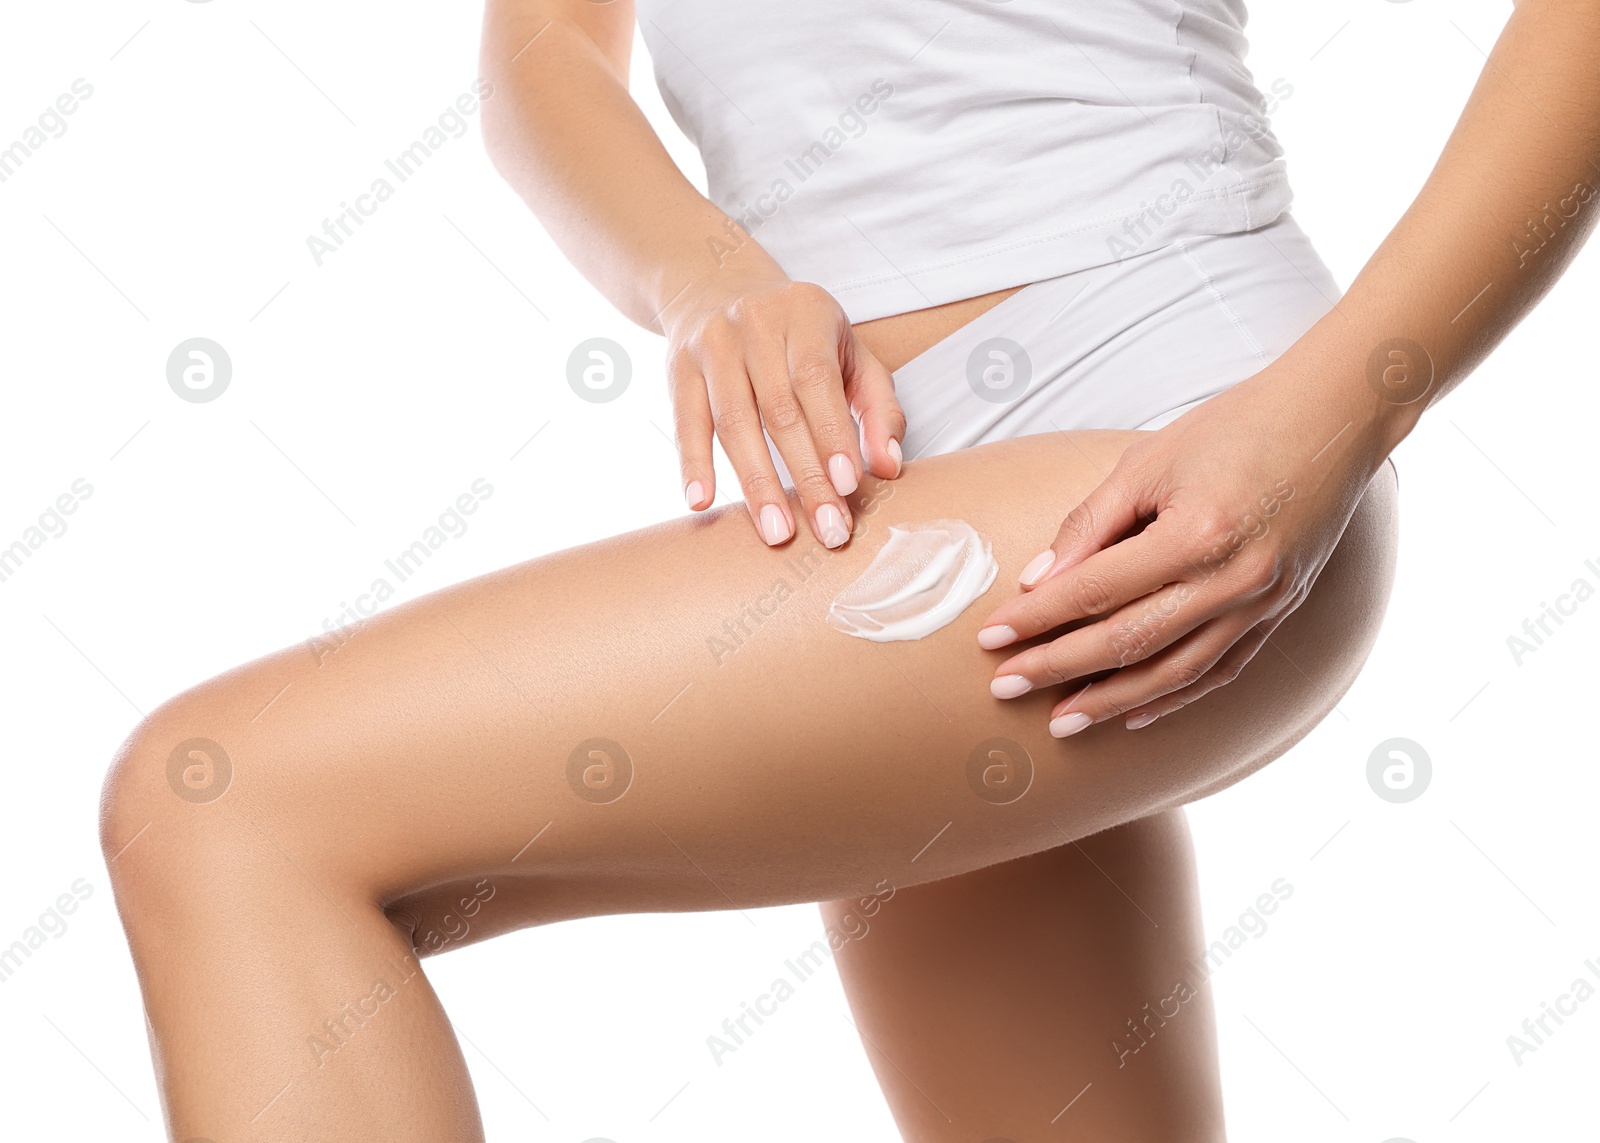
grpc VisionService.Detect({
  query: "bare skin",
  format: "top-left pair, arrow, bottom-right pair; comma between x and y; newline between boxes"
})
854,285 -> 1025,373
823,811 -> 1228,1142
102,422 -> 1397,1140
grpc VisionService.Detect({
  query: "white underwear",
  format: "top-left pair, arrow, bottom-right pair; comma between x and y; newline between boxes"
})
891,212 -> 1342,458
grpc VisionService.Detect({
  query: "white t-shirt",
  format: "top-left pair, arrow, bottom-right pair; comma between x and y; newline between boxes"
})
637,0 -> 1293,322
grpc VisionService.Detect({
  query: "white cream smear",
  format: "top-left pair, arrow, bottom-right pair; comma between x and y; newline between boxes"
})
827,519 -> 999,642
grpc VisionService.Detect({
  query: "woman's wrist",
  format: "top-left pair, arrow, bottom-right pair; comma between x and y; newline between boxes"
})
1263,309 -> 1433,483
648,218 -> 792,336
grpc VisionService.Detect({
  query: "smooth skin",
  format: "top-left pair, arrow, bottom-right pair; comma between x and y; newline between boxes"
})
824,812 -> 1224,1143
103,428 -> 1396,1141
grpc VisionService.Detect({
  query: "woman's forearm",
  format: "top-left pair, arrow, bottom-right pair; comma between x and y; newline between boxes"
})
1275,0 -> 1600,472
479,1 -> 783,331
480,1 -> 909,550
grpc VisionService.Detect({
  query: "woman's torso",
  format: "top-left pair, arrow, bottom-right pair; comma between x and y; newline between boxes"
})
638,0 -> 1293,329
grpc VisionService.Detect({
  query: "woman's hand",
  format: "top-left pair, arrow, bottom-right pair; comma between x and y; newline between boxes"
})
661,270 -> 906,549
976,366 -> 1391,736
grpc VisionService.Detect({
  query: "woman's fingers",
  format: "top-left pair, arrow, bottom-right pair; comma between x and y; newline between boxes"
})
704,364 -> 796,547
787,335 -> 864,499
979,534 -> 1172,650
1018,467 -> 1147,591
1118,615 -> 1284,730
669,352 -> 716,511
986,572 -> 1236,698
666,278 -> 903,545
748,344 -> 853,549
1036,611 -> 1267,736
840,330 -> 906,479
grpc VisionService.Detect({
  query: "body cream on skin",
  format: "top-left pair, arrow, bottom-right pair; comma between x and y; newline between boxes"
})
826,520 -> 1000,642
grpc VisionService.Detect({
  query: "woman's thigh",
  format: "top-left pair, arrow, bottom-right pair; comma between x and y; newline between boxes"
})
811,215 -> 1352,1140
102,427 -> 1398,932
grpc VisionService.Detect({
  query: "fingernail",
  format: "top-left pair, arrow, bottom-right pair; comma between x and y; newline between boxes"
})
990,674 -> 1033,699
684,480 -> 706,510
1019,551 -> 1056,587
1050,711 -> 1093,738
827,453 -> 858,497
1125,712 -> 1159,730
759,503 -> 791,546
816,503 -> 849,549
977,624 -> 1017,650
887,437 -> 903,476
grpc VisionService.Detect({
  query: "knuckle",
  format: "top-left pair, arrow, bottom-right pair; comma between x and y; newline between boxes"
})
1069,572 -> 1115,615
1236,548 -> 1280,595
711,405 -> 757,438
1009,598 -> 1051,638
811,416 -> 849,446
794,469 -> 835,502
671,399 -> 703,432
762,394 -> 808,434
1097,694 -> 1134,719
786,280 -> 834,311
804,407 -> 849,446
667,346 -> 695,379
1039,641 -> 1078,683
1114,444 -> 1156,485
1107,619 -> 1159,667
1166,657 -> 1206,690
1061,504 -> 1097,545
725,295 -> 763,328
789,355 -> 837,396
1195,509 -> 1236,549
737,471 -> 782,503
671,419 -> 707,455
697,318 -> 738,356
1119,438 -> 1157,467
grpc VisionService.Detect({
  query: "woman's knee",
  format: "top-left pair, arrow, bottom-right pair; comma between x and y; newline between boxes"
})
99,680 -> 369,929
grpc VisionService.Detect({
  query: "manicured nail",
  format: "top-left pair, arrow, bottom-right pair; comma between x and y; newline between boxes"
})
1125,712 -> 1159,730
685,480 -> 706,510
827,453 -> 858,497
1019,551 -> 1056,587
887,437 -> 903,476
990,674 -> 1033,699
1050,711 -> 1093,738
977,624 -> 1017,650
759,503 -> 791,545
816,503 -> 849,549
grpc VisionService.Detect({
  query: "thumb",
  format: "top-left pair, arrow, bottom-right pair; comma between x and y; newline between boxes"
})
1027,472 -> 1146,590
841,333 -> 906,478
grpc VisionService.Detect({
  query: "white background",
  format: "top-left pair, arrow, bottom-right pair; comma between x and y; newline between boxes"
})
1,1 -> 1596,1140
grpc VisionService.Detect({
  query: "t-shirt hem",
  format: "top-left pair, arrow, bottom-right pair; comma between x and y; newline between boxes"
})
826,172 -> 1294,324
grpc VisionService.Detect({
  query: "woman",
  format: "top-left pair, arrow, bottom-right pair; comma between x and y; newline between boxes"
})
101,0 -> 1597,1139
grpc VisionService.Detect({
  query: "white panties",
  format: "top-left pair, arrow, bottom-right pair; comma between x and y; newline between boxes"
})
891,212 -> 1342,459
